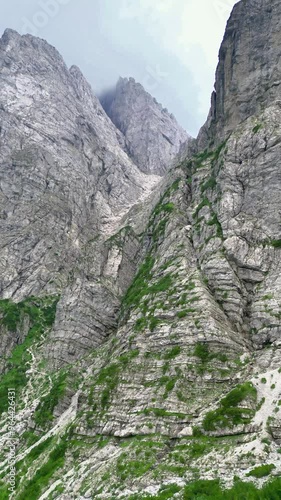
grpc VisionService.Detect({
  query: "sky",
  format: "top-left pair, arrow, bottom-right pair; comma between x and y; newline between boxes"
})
0,0 -> 238,136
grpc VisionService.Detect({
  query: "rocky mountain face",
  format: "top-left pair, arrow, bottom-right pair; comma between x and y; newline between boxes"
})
0,28 -> 163,368
1,0 -> 281,498
100,77 -> 190,175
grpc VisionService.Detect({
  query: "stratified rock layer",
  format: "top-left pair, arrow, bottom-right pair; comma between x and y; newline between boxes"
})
0,29 -> 161,365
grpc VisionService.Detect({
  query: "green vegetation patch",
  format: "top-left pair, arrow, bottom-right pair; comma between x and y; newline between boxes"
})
34,372 -> 67,428
194,342 -> 228,368
0,296 -> 59,415
89,350 -> 140,411
203,382 -> 257,431
114,436 -> 169,484
253,123 -> 263,134
192,141 -> 227,173
122,254 -> 155,311
206,213 -> 223,238
270,239 -> 281,248
18,439 -> 67,500
201,176 -> 217,193
247,464 -> 276,478
116,452 -> 155,481
0,295 -> 59,332
106,225 -> 133,249
122,257 -> 174,313
164,346 -> 181,360
16,436 -> 54,477
127,477 -> 281,499
193,197 -> 210,219
194,343 -> 210,363
142,408 -> 186,419
121,177 -> 180,330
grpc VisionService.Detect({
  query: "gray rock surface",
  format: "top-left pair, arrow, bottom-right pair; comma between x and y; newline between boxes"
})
198,0 -> 281,146
0,28 -> 162,365
101,77 -> 190,175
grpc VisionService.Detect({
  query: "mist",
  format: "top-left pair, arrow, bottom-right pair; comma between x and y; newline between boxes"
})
0,0 -> 237,136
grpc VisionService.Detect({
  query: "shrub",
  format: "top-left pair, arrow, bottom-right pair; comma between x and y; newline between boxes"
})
220,382 -> 257,408
247,464 -> 276,478
194,343 -> 210,363
253,123 -> 263,134
270,240 -> 281,248
177,310 -> 187,318
203,382 -> 257,431
194,343 -> 228,367
164,346 -> 181,360
149,316 -> 161,332
164,378 -> 177,396
0,300 -> 21,330
183,479 -> 223,499
192,426 -> 203,437
161,203 -> 175,213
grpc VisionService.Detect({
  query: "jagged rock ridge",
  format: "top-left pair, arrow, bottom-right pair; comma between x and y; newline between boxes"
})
0,28 -> 171,366
100,77 -> 190,175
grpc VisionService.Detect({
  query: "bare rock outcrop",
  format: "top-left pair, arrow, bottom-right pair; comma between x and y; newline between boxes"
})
101,77 -> 190,175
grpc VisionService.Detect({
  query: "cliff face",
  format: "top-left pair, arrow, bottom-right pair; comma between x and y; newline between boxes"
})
1,1 -> 281,498
101,77 -> 190,175
199,0 -> 281,144
0,29 -> 163,366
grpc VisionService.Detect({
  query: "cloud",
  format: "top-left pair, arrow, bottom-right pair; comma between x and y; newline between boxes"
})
0,0 -> 238,135
119,0 -> 175,20
116,0 -> 237,125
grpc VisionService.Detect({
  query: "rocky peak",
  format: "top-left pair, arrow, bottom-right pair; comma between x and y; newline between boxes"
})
200,0 -> 279,145
0,28 -> 68,79
0,28 -> 162,363
100,76 -> 191,175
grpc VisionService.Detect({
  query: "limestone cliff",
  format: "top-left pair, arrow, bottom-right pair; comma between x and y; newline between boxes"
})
100,77 -> 190,175
1,1 -> 281,498
0,28 -> 162,367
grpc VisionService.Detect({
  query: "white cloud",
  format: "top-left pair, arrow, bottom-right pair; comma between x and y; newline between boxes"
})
119,0 -> 237,118
0,0 -> 238,134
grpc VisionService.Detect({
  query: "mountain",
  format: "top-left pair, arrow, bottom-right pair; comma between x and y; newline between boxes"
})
0,28 -> 163,368
1,0 -> 281,498
100,77 -> 190,175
